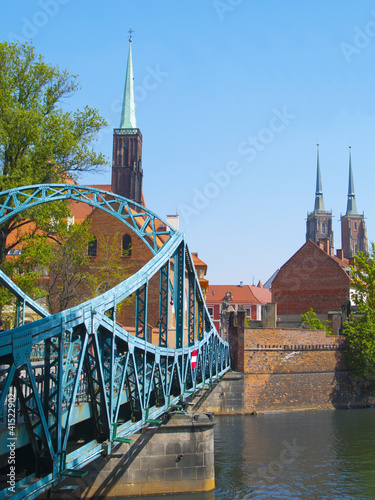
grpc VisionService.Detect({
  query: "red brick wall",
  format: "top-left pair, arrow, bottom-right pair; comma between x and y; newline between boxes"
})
272,240 -> 349,316
87,207 -> 160,332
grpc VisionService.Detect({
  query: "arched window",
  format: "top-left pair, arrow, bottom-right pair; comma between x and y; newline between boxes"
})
122,234 -> 132,257
354,221 -> 358,231
88,237 -> 97,257
322,222 -> 326,234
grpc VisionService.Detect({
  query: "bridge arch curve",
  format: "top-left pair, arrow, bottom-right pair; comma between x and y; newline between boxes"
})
0,183 -> 178,254
0,184 -> 230,500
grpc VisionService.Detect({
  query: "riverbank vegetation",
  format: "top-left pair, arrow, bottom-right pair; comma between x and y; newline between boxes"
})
344,243 -> 375,389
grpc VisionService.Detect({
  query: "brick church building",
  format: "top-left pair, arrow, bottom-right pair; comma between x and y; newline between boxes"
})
67,35 -> 207,345
271,145 -> 368,324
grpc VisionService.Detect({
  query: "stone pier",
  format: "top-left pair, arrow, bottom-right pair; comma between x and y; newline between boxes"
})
55,412 -> 216,498
191,372 -> 245,414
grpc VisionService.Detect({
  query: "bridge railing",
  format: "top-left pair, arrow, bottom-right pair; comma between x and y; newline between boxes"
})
0,185 -> 230,500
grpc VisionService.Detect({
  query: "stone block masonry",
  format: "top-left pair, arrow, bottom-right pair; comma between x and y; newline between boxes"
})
59,412 -> 215,498
191,372 -> 245,414
242,327 -> 371,413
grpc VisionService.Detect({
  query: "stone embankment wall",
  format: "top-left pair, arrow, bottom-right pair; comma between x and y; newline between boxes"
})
192,371 -> 245,414
242,327 -> 370,413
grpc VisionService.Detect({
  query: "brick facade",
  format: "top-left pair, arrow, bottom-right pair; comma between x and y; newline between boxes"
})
271,239 -> 350,319
86,206 -> 161,334
341,213 -> 368,259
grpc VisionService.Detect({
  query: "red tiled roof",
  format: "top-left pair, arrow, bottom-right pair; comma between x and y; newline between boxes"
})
251,286 -> 273,303
192,253 -> 207,269
206,284 -> 271,305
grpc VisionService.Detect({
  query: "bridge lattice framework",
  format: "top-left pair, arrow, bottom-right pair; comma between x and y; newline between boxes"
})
0,184 -> 230,500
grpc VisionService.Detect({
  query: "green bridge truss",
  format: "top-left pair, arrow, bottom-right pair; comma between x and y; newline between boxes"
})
0,184 -> 230,499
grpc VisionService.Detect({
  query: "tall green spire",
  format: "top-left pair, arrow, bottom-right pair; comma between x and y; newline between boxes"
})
314,144 -> 325,211
119,30 -> 136,129
346,146 -> 358,215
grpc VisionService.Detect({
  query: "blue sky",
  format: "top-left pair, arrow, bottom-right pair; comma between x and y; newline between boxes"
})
2,1 -> 375,285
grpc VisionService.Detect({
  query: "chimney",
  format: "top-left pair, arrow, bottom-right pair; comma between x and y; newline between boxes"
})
318,238 -> 329,254
166,214 -> 179,231
336,249 -> 344,260
239,281 -> 243,287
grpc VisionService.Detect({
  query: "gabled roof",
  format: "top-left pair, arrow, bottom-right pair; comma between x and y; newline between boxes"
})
276,239 -> 350,278
206,284 -> 271,305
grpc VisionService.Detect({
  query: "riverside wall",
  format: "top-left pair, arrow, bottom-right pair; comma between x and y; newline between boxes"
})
241,327 -> 371,413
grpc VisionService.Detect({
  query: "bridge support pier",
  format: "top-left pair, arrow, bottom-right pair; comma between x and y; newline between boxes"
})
57,412 -> 215,498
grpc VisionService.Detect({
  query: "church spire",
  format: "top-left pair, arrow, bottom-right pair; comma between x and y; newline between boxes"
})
346,146 -> 358,215
314,144 -> 325,211
119,29 -> 136,129
111,27 -> 143,207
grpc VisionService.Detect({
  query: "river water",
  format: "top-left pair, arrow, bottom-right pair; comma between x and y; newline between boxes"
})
214,409 -> 375,500
123,408 -> 375,500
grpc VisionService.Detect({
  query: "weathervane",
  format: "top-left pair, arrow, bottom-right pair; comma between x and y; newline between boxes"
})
128,27 -> 134,42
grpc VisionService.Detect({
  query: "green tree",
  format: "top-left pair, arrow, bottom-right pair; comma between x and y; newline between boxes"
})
0,41 -> 107,265
344,243 -> 375,387
0,220 -> 97,319
43,221 -> 97,313
301,308 -> 330,331
349,242 -> 375,312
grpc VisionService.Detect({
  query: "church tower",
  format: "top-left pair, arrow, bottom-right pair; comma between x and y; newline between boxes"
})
341,147 -> 368,258
111,31 -> 143,206
306,145 -> 334,248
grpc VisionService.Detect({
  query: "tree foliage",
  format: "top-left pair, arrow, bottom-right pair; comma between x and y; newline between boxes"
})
344,310 -> 375,388
0,220 -> 96,319
43,221 -> 97,313
0,41 -> 107,264
301,308 -> 330,331
349,242 -> 375,312
344,243 -> 375,387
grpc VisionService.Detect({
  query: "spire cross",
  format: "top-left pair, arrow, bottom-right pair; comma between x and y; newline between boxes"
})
128,27 -> 134,41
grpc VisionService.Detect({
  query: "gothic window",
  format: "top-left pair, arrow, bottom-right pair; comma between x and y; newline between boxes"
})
322,222 -> 326,234
122,234 -> 132,257
354,221 -> 358,231
88,237 -> 97,257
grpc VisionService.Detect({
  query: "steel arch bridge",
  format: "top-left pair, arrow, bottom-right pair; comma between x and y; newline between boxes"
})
0,184 -> 230,500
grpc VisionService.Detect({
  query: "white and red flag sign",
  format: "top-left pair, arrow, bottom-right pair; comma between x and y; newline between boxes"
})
191,349 -> 198,369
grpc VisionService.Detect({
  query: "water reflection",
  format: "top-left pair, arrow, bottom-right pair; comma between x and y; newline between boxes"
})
115,409 -> 375,500
214,409 -> 375,499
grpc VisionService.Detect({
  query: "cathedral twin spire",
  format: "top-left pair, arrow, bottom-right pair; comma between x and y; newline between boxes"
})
314,145 -> 325,212
307,145 -> 367,258
312,146 -> 359,217
346,147 -> 358,215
